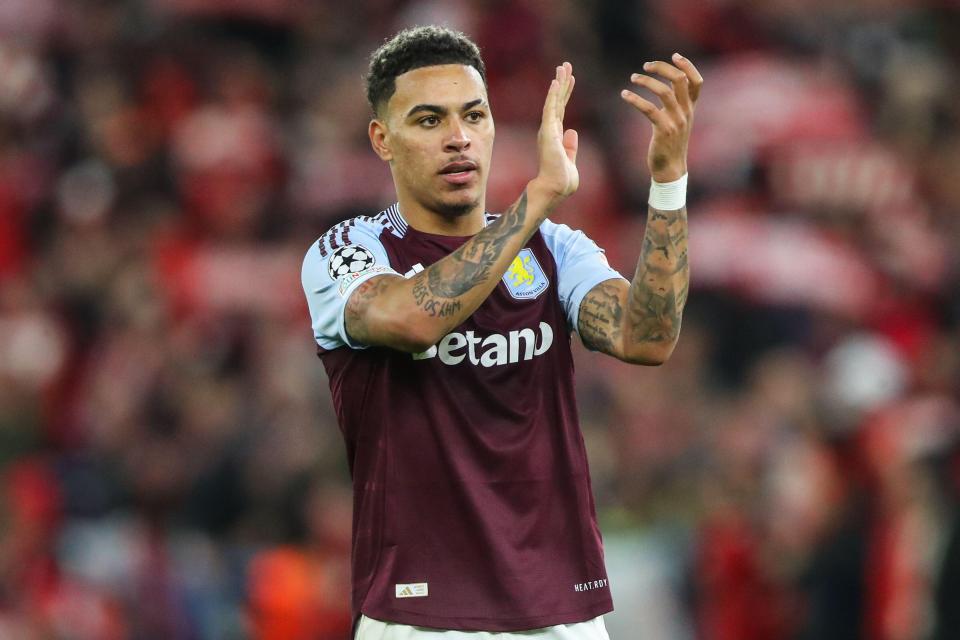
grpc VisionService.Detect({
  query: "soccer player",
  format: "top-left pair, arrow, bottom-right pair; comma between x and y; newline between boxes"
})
302,26 -> 701,639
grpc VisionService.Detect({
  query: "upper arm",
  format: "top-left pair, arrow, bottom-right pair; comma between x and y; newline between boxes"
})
577,279 -> 668,365
341,272 -> 429,352
576,277 -> 628,357
539,220 -> 676,365
540,219 -> 627,333
300,222 -> 400,351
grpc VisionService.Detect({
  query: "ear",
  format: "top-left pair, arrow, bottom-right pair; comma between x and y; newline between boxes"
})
369,118 -> 393,162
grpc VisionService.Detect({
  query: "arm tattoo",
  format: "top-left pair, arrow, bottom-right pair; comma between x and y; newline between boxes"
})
412,191 -> 528,312
412,277 -> 462,318
345,192 -> 532,346
345,275 -> 395,343
577,206 -> 689,359
627,206 -> 689,344
577,280 -> 624,353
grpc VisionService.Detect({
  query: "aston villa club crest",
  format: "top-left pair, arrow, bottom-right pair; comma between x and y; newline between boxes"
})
502,249 -> 549,300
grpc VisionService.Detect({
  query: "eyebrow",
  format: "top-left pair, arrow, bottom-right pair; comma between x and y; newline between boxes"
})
406,99 -> 486,118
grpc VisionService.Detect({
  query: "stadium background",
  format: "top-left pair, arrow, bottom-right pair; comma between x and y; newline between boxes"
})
1,0 -> 959,637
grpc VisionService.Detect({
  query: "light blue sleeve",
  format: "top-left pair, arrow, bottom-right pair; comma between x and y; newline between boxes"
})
301,219 -> 401,351
540,219 -> 628,334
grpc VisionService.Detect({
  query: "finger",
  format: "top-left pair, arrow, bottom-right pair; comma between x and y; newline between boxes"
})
620,89 -> 666,126
549,62 -> 574,129
563,128 -> 578,164
671,53 -> 704,103
642,60 -> 691,111
541,77 -> 560,129
630,72 -> 681,114
559,73 -> 575,123
562,62 -> 575,104
554,63 -> 570,121
554,64 -> 567,123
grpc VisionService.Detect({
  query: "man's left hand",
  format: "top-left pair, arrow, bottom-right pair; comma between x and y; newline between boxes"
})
620,53 -> 703,183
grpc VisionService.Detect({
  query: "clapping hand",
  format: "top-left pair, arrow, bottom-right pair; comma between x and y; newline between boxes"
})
620,53 -> 703,183
531,62 -> 579,208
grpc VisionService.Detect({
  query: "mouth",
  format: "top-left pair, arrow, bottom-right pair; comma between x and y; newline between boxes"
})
438,160 -> 478,185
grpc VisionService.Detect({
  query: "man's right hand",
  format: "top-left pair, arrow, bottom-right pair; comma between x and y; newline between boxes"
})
530,62 -> 579,211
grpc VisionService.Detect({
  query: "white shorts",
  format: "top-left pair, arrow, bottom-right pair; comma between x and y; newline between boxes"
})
356,615 -> 610,639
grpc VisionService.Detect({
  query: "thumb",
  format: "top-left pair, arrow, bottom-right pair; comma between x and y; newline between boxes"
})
563,129 -> 578,164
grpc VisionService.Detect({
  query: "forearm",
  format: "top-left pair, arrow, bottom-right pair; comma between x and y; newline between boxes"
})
621,204 -> 689,361
579,54 -> 701,364
575,203 -> 689,365
345,183 -> 555,352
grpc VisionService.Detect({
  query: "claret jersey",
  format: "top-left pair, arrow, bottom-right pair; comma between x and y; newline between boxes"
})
301,203 -> 625,633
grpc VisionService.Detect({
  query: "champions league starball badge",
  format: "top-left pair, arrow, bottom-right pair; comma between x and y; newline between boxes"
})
328,245 -> 375,279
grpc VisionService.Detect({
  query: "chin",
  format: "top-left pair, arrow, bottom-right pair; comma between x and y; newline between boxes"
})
434,192 -> 480,218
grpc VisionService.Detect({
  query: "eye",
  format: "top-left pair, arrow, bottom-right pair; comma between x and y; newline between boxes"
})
419,115 -> 440,127
465,111 -> 484,123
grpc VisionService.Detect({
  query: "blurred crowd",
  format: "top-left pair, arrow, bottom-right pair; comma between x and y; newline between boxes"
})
0,0 -> 958,638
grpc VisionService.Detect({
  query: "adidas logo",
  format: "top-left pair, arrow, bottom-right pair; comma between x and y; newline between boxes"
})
395,582 -> 429,598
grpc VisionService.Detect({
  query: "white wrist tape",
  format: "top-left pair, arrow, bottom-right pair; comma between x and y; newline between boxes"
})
648,174 -> 688,210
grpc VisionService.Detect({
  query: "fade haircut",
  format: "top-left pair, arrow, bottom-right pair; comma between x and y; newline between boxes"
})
366,25 -> 487,117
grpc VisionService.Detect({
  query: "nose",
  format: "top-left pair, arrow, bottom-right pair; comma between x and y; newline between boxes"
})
443,119 -> 471,152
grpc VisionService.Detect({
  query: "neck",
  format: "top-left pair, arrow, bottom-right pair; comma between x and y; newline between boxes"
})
396,194 -> 486,236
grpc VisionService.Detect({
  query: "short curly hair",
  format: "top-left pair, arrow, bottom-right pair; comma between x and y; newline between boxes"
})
366,26 -> 487,116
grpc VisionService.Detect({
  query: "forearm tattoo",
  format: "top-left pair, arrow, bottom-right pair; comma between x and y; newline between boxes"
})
412,278 -> 462,318
578,206 -> 689,356
344,192 -> 531,344
412,191 -> 528,314
627,206 -> 688,344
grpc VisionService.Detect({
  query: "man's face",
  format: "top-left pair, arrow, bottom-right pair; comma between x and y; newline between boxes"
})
373,64 -> 494,218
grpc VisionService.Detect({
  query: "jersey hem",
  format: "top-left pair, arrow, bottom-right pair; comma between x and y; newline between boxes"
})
358,600 -> 614,633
